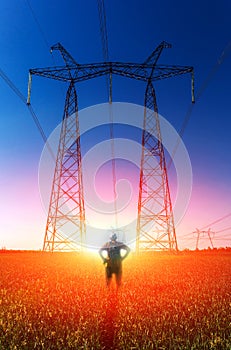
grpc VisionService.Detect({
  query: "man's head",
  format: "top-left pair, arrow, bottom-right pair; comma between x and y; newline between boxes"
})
110,233 -> 117,242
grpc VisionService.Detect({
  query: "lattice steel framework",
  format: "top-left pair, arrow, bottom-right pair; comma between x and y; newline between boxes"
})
136,42 -> 180,252
194,229 -> 214,250
27,41 -> 194,252
136,82 -> 177,251
43,80 -> 86,251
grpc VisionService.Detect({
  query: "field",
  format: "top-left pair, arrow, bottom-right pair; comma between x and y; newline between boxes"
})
0,250 -> 230,349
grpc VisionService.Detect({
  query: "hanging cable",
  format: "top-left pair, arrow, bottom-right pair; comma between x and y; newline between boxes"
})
97,0 -> 118,228
216,227 -> 231,234
180,211 -> 231,239
97,1 -> 109,61
200,212 -> 231,231
97,0 -> 110,99
25,0 -> 50,50
108,100 -> 118,229
167,40 -> 231,170
25,0 -> 64,80
0,68 -> 55,161
25,0 -> 59,83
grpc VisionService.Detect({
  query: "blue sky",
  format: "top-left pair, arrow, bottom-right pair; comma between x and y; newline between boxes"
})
0,0 -> 230,250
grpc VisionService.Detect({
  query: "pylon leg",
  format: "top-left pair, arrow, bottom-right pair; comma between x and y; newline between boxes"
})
43,80 -> 86,251
136,81 -> 178,252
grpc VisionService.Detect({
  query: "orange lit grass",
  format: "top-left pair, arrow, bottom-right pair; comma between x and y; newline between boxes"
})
0,250 -> 230,349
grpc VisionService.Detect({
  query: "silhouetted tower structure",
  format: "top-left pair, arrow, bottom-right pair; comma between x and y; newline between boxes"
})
137,42 -> 181,252
194,228 -> 214,250
28,45 -> 86,251
27,41 -> 194,252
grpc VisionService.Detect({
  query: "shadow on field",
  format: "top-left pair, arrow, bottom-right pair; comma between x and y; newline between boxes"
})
100,289 -> 119,350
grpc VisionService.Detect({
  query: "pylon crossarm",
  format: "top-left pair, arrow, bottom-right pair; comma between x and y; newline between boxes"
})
144,41 -> 172,66
29,63 -> 193,83
51,42 -> 79,68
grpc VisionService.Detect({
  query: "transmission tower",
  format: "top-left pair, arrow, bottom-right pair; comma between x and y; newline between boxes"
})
30,45 -> 86,251
136,42 -> 179,252
194,228 -> 214,250
27,41 -> 194,252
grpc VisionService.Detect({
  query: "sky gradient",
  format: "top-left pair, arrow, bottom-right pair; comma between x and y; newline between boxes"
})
0,0 -> 230,250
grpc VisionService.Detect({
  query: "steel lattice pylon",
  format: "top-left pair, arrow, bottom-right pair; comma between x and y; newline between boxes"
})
27,41 -> 194,252
43,80 -> 86,251
136,81 -> 177,252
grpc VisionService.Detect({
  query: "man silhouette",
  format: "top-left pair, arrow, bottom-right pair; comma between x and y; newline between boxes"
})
99,233 -> 130,288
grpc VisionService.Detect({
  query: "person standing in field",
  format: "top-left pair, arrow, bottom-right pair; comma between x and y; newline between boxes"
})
99,233 -> 130,288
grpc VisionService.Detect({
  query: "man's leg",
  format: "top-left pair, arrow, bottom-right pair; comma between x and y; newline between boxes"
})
106,265 -> 112,287
115,266 -> 122,288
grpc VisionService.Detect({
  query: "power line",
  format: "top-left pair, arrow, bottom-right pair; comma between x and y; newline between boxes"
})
213,238 -> 231,241
179,219 -> 231,240
25,0 -> 50,50
25,0 -> 61,72
200,212 -> 231,231
168,40 -> 231,170
97,1 -> 118,228
216,226 -> 231,234
24,0 -> 66,159
0,68 -> 27,104
0,68 -> 55,161
97,0 -> 109,63
179,212 -> 231,239
97,0 -> 110,100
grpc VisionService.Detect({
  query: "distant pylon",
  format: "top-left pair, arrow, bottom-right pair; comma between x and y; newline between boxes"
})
194,228 -> 214,250
43,80 -> 86,251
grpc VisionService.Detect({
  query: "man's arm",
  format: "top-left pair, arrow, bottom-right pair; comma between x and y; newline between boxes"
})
120,244 -> 131,261
99,247 -> 109,263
